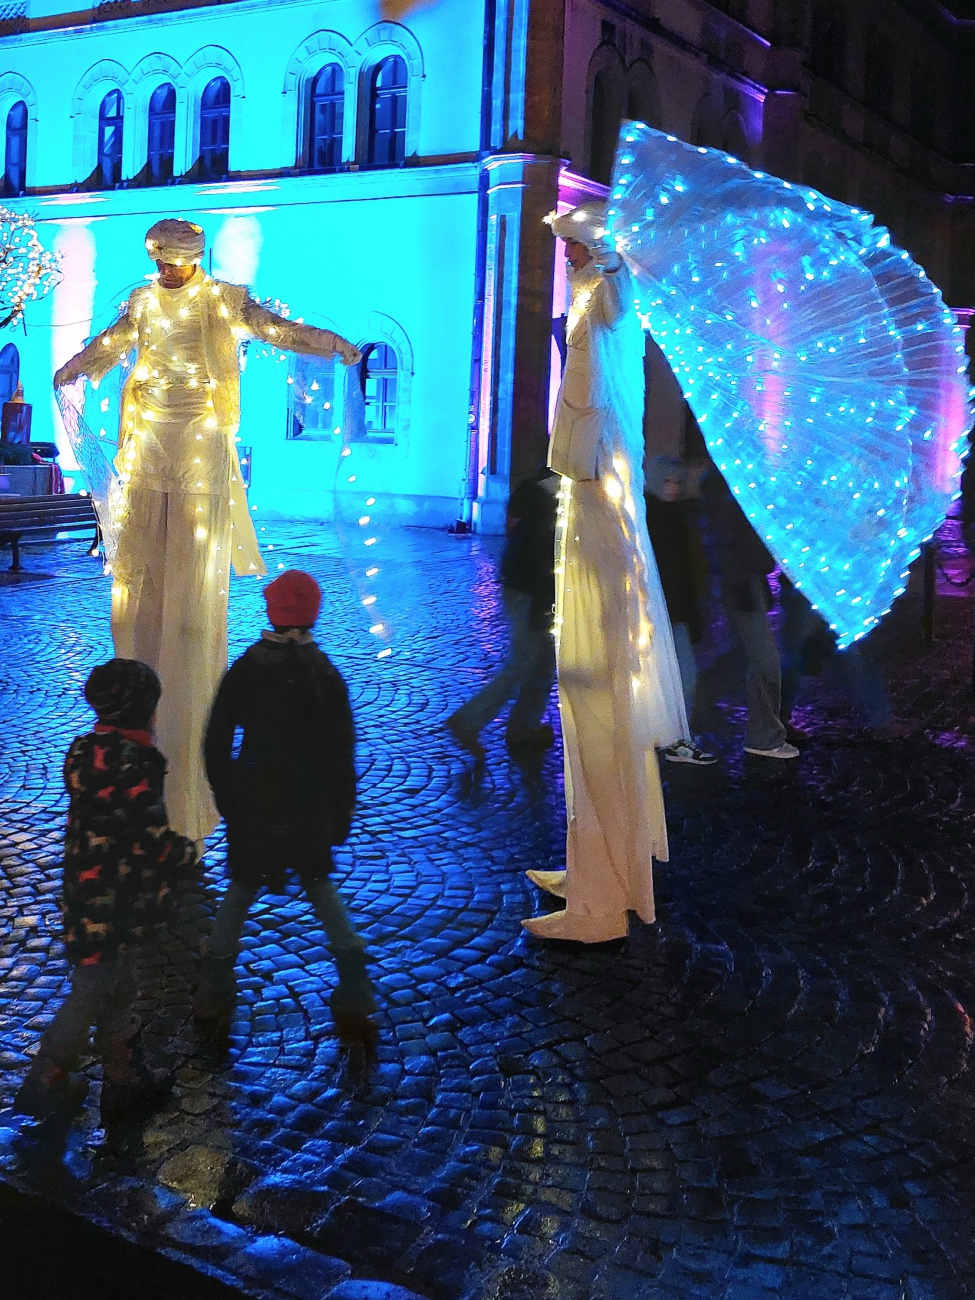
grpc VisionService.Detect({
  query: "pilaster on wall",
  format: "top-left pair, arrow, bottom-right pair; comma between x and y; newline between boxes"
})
473,151 -> 561,534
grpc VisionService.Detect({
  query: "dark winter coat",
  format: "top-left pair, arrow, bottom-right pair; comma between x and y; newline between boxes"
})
500,469 -> 559,626
204,635 -> 356,891
644,496 -> 709,644
61,726 -> 197,967
701,469 -> 776,613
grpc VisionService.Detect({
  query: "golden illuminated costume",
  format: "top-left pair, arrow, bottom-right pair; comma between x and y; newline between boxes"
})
55,220 -> 360,841
523,203 -> 687,943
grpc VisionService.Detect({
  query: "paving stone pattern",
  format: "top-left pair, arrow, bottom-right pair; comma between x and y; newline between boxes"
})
1,522 -> 974,1299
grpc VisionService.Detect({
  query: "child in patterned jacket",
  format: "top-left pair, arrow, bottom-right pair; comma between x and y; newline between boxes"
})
13,659 -> 197,1126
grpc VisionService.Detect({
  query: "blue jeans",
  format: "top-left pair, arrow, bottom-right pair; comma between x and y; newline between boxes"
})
727,577 -> 786,751
671,621 -> 698,723
450,588 -> 556,737
209,872 -> 364,959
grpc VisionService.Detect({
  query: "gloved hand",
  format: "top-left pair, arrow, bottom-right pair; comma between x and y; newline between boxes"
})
338,341 -> 363,367
592,245 -> 622,274
54,361 -> 83,388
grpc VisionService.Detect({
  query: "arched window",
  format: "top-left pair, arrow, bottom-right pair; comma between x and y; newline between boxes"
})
809,3 -> 846,86
360,342 -> 398,441
4,100 -> 27,197
589,71 -> 610,183
307,64 -> 344,171
147,82 -> 176,185
96,89 -> 124,189
0,342 -> 19,404
367,56 -> 407,166
287,354 -> 339,440
864,26 -> 893,117
199,76 -> 230,181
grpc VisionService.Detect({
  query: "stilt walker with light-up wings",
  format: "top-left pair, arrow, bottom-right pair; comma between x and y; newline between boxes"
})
55,219 -> 361,843
522,202 -> 688,943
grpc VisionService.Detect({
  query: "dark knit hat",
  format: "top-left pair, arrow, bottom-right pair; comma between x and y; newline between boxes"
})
264,570 -> 322,628
84,659 -> 161,728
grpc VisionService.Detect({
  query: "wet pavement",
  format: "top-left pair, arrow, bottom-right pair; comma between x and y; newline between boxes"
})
1,520 -> 974,1299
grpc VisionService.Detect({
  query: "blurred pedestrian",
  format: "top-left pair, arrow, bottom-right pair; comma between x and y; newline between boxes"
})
195,570 -> 376,1044
645,456 -> 715,765
700,469 -> 798,760
13,659 -> 197,1129
446,467 -> 559,758
779,574 -> 893,734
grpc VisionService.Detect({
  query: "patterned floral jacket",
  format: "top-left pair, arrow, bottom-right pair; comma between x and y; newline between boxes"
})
62,726 -> 197,966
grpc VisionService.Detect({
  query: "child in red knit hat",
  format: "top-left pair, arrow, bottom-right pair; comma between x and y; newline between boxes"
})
195,570 -> 376,1043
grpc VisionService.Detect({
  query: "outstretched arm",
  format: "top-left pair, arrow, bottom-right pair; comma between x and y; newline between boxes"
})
54,310 -> 138,388
239,294 -> 362,367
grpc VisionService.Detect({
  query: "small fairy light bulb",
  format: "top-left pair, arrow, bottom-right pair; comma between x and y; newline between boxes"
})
377,648 -> 392,659
365,566 -> 379,577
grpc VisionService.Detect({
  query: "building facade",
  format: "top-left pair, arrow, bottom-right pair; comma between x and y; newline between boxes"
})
0,0 -> 972,526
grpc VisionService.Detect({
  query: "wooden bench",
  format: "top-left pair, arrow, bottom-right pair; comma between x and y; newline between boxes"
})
0,494 -> 99,571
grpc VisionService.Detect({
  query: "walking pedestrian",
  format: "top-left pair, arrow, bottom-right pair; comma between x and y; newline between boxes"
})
644,455 -> 715,765
700,468 -> 799,760
195,569 -> 376,1044
446,467 -> 559,759
13,659 -> 197,1130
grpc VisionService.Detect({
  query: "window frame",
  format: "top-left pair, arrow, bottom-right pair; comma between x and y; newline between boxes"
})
0,342 -> 19,405
359,341 -> 399,443
366,54 -> 407,168
146,81 -> 176,185
3,99 -> 27,197
96,87 -> 124,190
307,63 -> 345,173
198,75 -> 231,181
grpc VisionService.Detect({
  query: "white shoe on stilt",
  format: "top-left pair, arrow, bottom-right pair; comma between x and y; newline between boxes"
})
525,869 -> 567,898
521,909 -> 628,943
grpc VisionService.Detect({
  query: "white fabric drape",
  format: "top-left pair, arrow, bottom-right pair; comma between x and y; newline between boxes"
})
523,260 -> 687,943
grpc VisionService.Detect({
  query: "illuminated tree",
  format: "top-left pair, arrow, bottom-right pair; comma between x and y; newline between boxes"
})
0,205 -> 58,329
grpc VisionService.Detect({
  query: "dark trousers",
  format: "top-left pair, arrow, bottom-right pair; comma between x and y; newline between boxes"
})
35,952 -> 140,1079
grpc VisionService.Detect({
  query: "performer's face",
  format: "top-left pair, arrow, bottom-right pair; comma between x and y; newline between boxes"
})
155,261 -> 197,289
563,238 -> 592,271
659,476 -> 683,502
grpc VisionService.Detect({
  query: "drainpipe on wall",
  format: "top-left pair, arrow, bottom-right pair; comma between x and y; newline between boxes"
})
454,0 -> 497,533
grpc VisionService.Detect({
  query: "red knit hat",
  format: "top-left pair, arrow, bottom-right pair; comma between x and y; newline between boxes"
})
264,570 -> 322,628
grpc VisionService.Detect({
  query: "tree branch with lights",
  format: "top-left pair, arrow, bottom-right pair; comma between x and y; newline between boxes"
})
0,206 -> 59,330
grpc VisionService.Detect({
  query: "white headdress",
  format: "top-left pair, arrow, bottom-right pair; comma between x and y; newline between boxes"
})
544,201 -> 612,252
145,218 -> 205,266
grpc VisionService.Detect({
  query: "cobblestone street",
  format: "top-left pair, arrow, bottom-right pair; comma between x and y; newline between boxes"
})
1,521 -> 974,1300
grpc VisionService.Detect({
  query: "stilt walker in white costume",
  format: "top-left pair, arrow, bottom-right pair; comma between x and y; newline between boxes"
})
522,202 -> 688,943
54,219 -> 362,843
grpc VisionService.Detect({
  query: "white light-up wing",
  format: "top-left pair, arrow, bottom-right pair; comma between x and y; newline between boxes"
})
610,122 -> 971,645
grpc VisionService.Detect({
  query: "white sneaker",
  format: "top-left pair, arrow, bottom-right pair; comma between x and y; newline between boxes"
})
743,742 -> 800,760
663,739 -> 717,766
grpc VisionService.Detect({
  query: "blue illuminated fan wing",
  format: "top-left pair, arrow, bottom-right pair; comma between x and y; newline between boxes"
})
609,123 -> 971,645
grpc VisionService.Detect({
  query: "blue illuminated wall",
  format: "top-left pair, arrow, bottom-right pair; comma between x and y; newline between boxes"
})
1,0 -> 486,524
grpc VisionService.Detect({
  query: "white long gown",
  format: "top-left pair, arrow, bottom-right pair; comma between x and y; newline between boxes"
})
63,267 -> 357,841
523,259 -> 687,942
